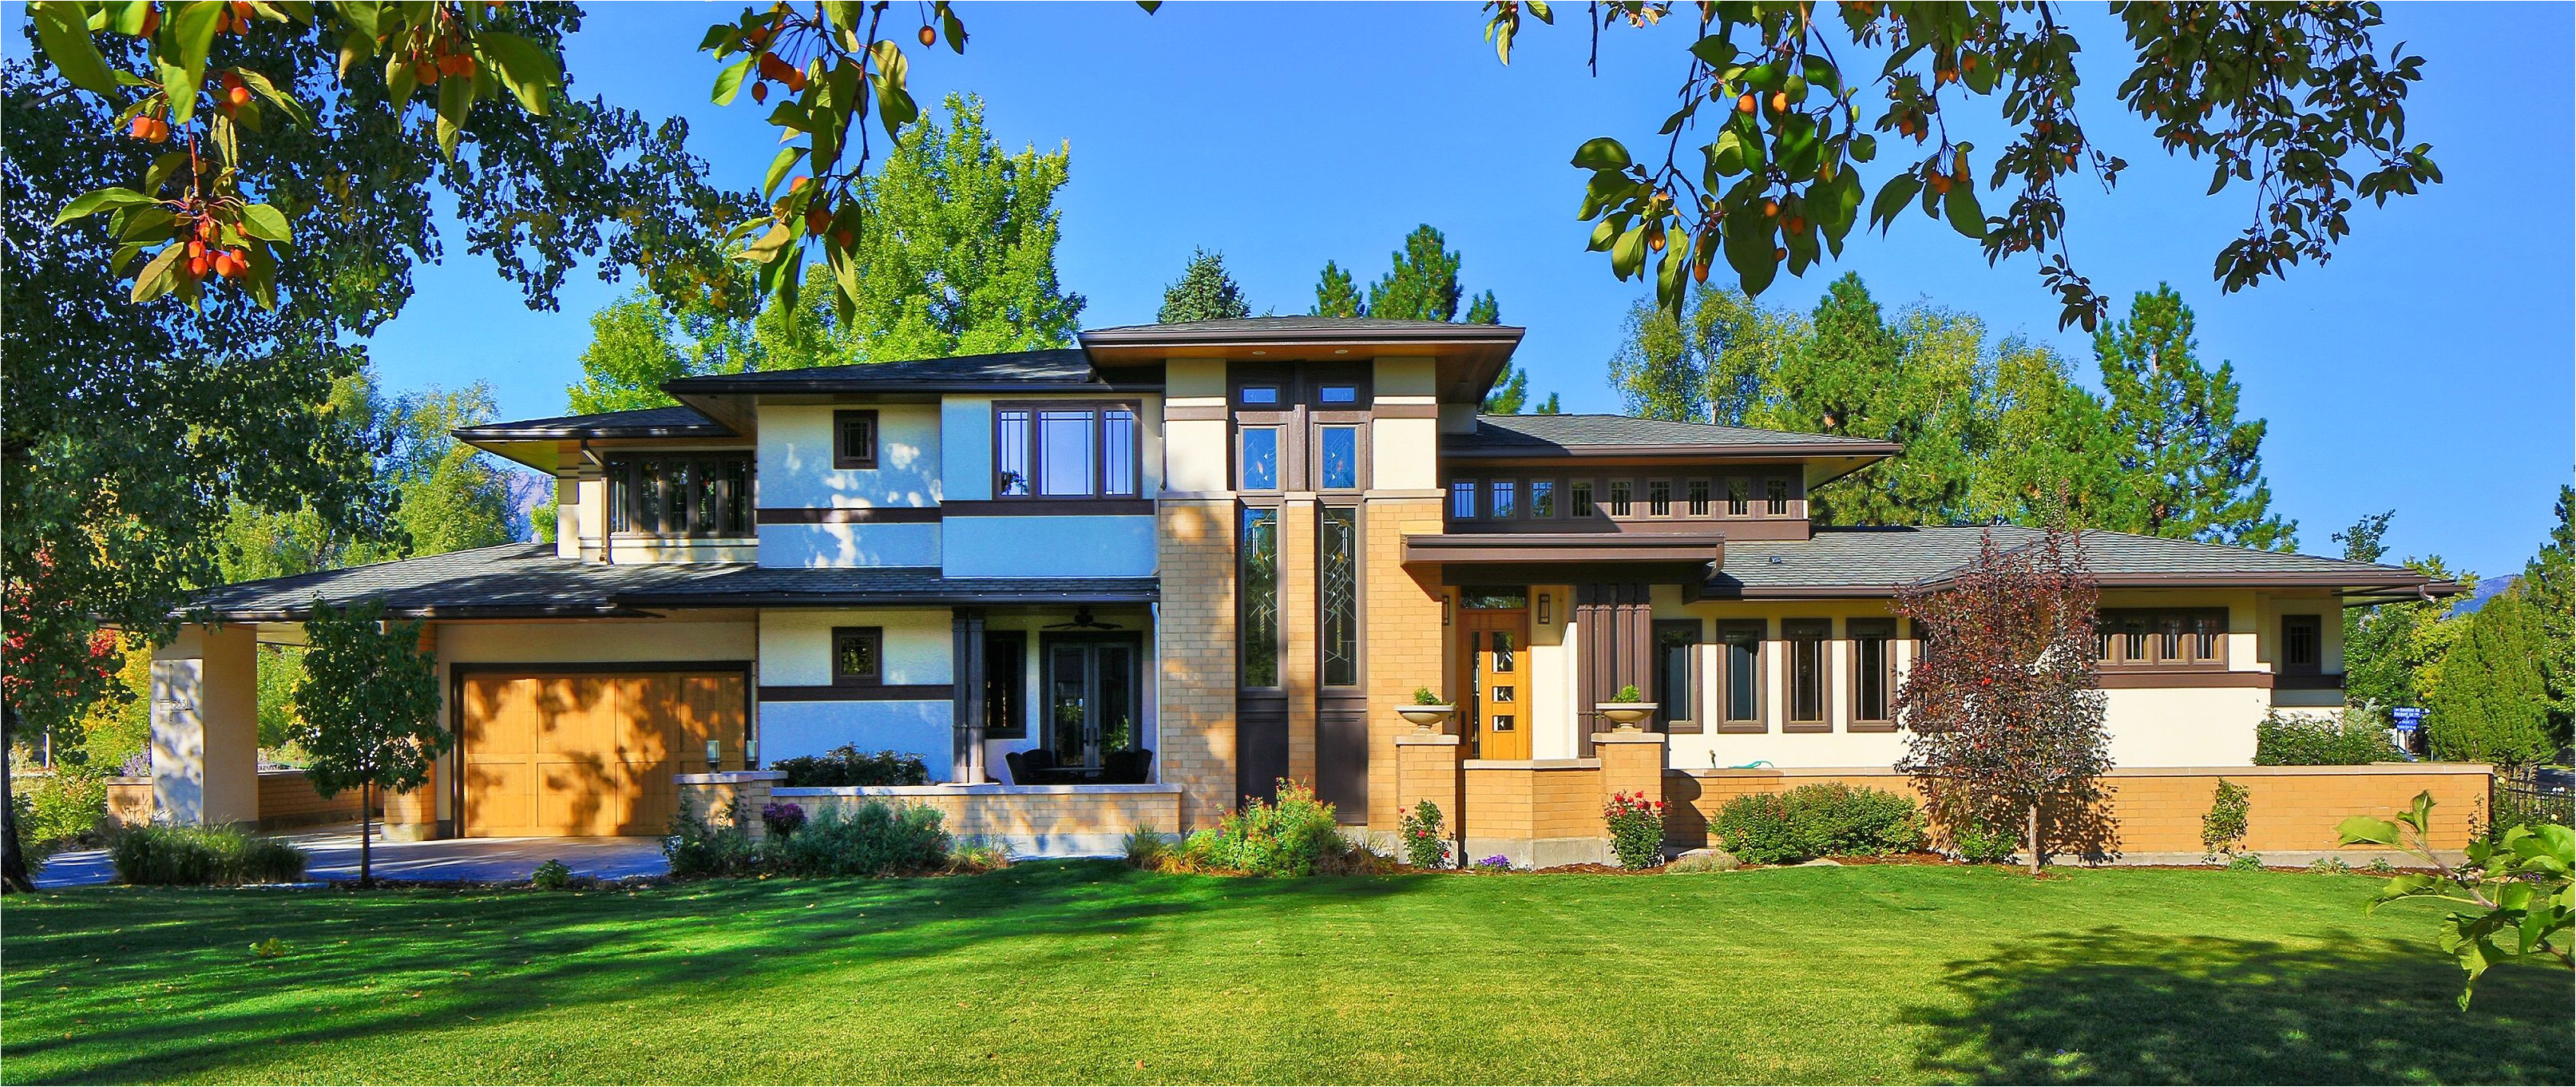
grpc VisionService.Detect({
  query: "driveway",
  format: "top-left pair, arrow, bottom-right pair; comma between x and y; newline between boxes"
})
33,826 -> 668,888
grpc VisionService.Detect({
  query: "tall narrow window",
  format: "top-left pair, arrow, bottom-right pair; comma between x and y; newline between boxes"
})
1239,509 -> 1279,687
1039,410 -> 1096,496
1571,481 -> 1595,518
1648,480 -> 1672,516
832,410 -> 878,470
1655,621 -> 1701,733
1687,479 -> 1710,516
1318,426 -> 1359,490
1488,480 -> 1518,519
1607,480 -> 1633,517
1240,427 -> 1280,491
1766,478 -> 1791,515
1450,479 -> 1477,519
1531,480 -> 1556,519
1785,619 -> 1830,728
1849,619 -> 1896,728
984,631 -> 1027,739
1101,408 -> 1138,495
1719,620 -> 1763,729
995,409 -> 1032,495
2282,614 -> 2320,675
1321,509 -> 1360,688
1726,478 -> 1750,516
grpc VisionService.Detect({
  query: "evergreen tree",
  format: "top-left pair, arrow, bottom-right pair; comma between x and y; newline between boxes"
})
2335,510 -> 2397,564
2091,286 -> 2296,549
2424,592 -> 2554,767
1311,260 -> 1363,319
1965,340 -> 2125,529
1157,248 -> 1251,323
2522,485 -> 2575,745
1464,290 -> 1501,326
1365,225 -> 1466,321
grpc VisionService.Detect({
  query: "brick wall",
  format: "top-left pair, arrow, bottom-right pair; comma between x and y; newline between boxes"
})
1280,498 -> 1318,787
1362,496 -> 1446,831
778,785 -> 1183,855
1158,499 -> 1238,829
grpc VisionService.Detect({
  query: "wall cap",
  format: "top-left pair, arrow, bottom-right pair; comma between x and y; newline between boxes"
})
1395,734 -> 1463,747
1666,763 -> 2495,779
675,771 -> 787,784
773,784 -> 1184,796
1464,758 -> 1602,771
1590,732 -> 1671,746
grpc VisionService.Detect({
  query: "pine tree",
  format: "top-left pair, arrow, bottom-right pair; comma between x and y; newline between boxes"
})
1365,224 -> 1465,321
1311,260 -> 1362,319
2092,285 -> 2296,549
1484,367 -> 1530,414
1157,248 -> 1250,323
2424,592 -> 2554,767
1464,289 -> 1500,326
2521,485 -> 2574,745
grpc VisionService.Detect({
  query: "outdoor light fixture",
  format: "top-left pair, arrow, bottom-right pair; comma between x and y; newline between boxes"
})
1442,595 -> 1452,626
745,737 -> 759,769
1538,593 -> 1552,625
705,738 -> 722,768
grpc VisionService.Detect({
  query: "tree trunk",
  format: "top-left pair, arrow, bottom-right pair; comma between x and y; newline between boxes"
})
1,701 -> 32,894
359,780 -> 373,888
2024,797 -> 2044,878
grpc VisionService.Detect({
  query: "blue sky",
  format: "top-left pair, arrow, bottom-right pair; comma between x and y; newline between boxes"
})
14,3 -> 2572,577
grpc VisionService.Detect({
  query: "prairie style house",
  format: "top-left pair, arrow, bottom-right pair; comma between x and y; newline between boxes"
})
149,317 -> 2478,861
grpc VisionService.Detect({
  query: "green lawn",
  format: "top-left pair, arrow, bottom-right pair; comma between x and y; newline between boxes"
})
3,862 -> 2567,1085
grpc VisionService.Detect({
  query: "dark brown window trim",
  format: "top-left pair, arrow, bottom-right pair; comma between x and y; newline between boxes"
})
1653,619 -> 1702,734
832,409 -> 879,470
760,683 -> 953,702
1715,619 -> 1767,733
2282,613 -> 2322,676
2093,669 -> 2275,689
1781,618 -> 1832,733
941,498 -> 1155,517
991,399 -> 1145,501
756,506 -> 941,525
2273,672 -> 2346,691
2098,607 -> 2228,668
1848,617 -> 1899,732
831,626 -> 884,687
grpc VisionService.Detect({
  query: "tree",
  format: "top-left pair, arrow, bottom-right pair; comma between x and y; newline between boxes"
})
2344,554 -> 2476,715
1895,526 -> 2111,875
2523,486 -> 2575,746
1365,224 -> 1468,322
1498,3 -> 2438,327
1157,248 -> 1250,323
2338,791 -> 2573,1010
2424,593 -> 2554,768
1311,260 -> 1362,319
2091,286 -> 2295,549
287,598 -> 446,887
565,290 -> 760,414
1964,339 -> 2126,529
1609,284 -> 1807,423
2335,509 -> 2397,565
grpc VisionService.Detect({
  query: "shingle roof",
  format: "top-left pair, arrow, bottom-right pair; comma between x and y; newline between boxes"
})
453,405 -> 731,440
660,348 -> 1131,395
1447,415 -> 1901,455
1711,525 -> 2446,596
186,544 -> 1158,620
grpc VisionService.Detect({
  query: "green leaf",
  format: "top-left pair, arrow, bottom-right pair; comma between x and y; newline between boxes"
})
1687,36 -> 1736,69
1609,222 -> 1647,280
1943,184 -> 1986,240
117,204 -> 176,243
384,50 -> 415,106
2337,815 -> 2401,847
937,2 -> 968,54
130,242 -> 184,303
244,239 -> 278,310
54,186 -> 153,224
338,0 -> 381,41
109,1 -> 153,35
1571,137 -> 1631,171
763,145 -> 806,199
239,204 -> 292,243
232,68 -> 310,127
711,56 -> 754,105
434,70 -> 473,160
743,220 -> 795,264
170,0 -> 227,109
1869,173 -> 1920,230
30,2 -> 121,95
867,40 -> 917,137
476,31 -> 561,115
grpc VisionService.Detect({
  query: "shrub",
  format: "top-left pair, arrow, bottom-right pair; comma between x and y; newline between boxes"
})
21,773 -> 108,854
1613,684 -> 1645,702
2483,786 -> 2574,844
765,803 -> 952,877
770,746 -> 931,787
1714,783 -> 1924,864
1176,780 -> 1349,876
529,859 -> 573,891
949,837 -> 1010,873
760,800 -> 806,839
1121,826 -> 1171,870
109,825 -> 307,886
1399,799 -> 1449,869
1945,813 -> 2020,864
2201,779 -> 2252,860
2254,708 -> 2403,765
2228,852 -> 2268,872
662,803 -> 760,879
1603,790 -> 1666,869
1665,850 -> 1740,873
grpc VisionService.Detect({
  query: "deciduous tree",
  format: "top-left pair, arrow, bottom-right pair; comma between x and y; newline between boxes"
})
288,598 -> 446,887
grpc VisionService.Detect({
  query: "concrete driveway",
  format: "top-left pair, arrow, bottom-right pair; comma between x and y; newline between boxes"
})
33,826 -> 668,888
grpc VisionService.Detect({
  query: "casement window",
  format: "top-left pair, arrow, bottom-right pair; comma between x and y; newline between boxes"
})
1655,621 -> 1702,734
993,403 -> 1139,498
1450,479 -> 1478,519
1607,480 -> 1634,517
1320,508 -> 1361,688
832,410 -> 878,470
1489,480 -> 1519,519
832,627 -> 883,687
1766,478 -> 1791,515
1317,425 -> 1361,490
984,631 -> 1027,739
2282,614 -> 2321,675
1571,481 -> 1596,518
1688,479 -> 1711,516
1530,480 -> 1557,519
606,453 -> 752,538
1239,509 -> 1280,687
1718,620 -> 1765,732
1849,618 -> 1898,730
1238,426 -> 1281,491
1785,618 -> 1831,730
1726,478 -> 1750,516
1316,383 -> 1361,406
2097,608 -> 2227,668
1648,480 -> 1673,517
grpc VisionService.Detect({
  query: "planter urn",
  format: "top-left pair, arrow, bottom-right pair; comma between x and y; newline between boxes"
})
1595,702 -> 1659,731
1397,704 -> 1457,733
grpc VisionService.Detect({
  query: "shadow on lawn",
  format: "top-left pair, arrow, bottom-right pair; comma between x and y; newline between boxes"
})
1905,926 -> 2574,1085
2,860 -> 1422,1085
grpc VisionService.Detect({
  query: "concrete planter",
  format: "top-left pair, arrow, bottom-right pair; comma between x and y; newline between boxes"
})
1595,702 -> 1659,730
1397,704 -> 1457,732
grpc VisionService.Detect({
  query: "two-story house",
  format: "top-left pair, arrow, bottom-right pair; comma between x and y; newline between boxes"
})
149,317 -> 2473,862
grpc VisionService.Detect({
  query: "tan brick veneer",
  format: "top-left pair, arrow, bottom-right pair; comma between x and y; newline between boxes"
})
1158,498 -> 1238,828
1363,496 -> 1448,832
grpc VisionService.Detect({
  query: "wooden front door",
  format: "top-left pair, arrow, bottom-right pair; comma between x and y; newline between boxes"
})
1460,610 -> 1532,760
458,669 -> 744,836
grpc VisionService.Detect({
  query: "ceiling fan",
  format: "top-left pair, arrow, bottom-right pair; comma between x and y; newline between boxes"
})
1042,606 -> 1123,631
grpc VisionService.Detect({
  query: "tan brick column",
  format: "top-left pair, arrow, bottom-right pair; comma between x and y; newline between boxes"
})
382,621 -> 443,841
1157,498 -> 1239,829
1595,731 -> 1670,846
735,772 -> 783,842
1362,496 -> 1448,833
1395,732 -> 1464,860
1279,497 -> 1319,787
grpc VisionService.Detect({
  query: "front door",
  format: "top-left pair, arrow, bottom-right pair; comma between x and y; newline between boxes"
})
1042,636 -> 1141,771
1460,609 -> 1532,760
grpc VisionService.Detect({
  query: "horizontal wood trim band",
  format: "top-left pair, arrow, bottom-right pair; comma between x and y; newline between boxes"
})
942,498 -> 1155,517
759,684 -> 953,702
755,506 -> 941,525
2094,669 -> 2277,689
1371,403 -> 1442,419
1163,405 -> 1229,422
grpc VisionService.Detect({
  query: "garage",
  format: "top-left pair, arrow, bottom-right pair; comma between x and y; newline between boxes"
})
456,668 -> 747,837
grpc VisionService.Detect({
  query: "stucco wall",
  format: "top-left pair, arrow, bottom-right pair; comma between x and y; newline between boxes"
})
755,523 -> 943,568
436,620 -> 760,664
757,403 -> 942,510
942,516 -> 1156,577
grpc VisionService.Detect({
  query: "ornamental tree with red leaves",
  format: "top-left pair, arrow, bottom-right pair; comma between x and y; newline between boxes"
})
1894,526 -> 2110,876
2,559 -> 127,893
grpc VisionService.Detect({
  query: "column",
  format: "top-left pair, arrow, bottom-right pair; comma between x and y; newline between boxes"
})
149,624 -> 259,826
951,608 -> 988,784
1395,731 -> 1464,861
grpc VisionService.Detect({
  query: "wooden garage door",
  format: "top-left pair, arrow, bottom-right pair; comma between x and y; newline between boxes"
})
458,670 -> 745,837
